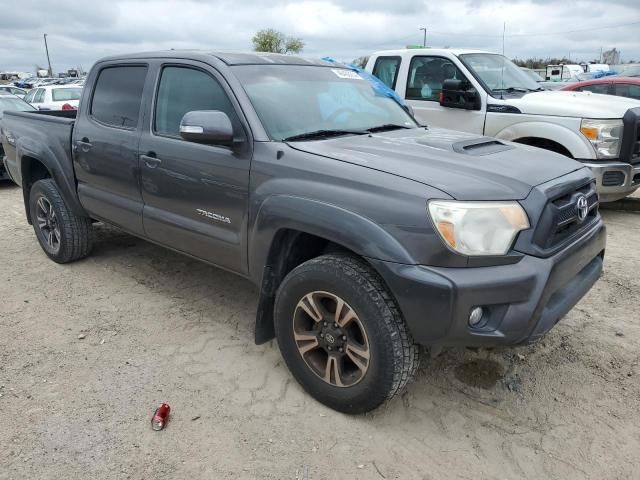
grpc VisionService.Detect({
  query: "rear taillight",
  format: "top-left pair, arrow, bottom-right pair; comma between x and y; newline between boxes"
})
62,103 -> 76,111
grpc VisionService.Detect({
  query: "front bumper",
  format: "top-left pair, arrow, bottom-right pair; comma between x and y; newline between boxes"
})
580,160 -> 640,202
370,218 -> 606,347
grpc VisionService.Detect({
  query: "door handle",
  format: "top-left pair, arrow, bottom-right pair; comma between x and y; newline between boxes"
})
75,138 -> 92,153
141,154 -> 162,169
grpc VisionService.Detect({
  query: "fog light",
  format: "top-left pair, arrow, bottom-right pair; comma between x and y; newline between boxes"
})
468,307 -> 484,327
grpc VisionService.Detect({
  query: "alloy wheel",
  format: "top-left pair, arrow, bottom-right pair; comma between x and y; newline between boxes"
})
35,196 -> 61,253
292,291 -> 370,387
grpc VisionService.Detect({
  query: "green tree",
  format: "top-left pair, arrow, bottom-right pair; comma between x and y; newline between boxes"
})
512,57 -> 573,69
252,28 -> 305,54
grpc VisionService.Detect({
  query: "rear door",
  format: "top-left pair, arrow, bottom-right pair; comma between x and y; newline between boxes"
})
138,61 -> 252,274
73,63 -> 149,235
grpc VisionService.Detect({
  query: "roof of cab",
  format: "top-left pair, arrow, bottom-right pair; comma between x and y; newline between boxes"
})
96,50 -> 339,67
371,48 -> 492,57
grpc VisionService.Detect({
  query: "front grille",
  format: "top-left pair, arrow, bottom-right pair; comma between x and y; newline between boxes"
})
533,181 -> 599,250
602,171 -> 626,186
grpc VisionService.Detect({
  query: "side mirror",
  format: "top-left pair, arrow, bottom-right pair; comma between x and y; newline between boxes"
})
179,110 -> 234,146
440,79 -> 481,111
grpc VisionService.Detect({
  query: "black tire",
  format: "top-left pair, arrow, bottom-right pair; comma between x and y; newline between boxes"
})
274,253 -> 420,413
29,179 -> 93,264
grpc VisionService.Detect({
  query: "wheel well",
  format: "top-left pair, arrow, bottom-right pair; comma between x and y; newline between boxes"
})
513,137 -> 573,158
254,229 -> 354,344
21,156 -> 52,224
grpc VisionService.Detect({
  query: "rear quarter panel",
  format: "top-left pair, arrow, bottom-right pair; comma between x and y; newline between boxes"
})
1,111 -> 85,216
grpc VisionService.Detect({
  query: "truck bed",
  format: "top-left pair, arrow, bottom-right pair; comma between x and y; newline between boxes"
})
1,109 -> 77,190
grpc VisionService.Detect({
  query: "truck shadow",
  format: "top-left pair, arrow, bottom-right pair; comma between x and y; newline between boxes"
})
89,222 -> 530,391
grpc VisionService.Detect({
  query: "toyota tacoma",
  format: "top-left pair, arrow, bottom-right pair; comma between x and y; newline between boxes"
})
1,51 -> 606,413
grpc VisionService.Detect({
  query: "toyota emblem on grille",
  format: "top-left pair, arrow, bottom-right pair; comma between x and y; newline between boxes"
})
576,195 -> 589,222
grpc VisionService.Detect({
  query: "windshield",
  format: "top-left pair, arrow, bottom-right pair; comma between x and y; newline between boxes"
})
232,65 -> 417,141
0,96 -> 35,117
521,69 -> 544,82
460,53 -> 541,95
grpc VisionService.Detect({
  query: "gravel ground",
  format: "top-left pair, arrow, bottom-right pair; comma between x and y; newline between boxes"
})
1,182 -> 639,480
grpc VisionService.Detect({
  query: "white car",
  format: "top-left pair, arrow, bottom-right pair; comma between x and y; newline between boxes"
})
366,49 -> 640,201
23,85 -> 82,111
0,85 -> 27,98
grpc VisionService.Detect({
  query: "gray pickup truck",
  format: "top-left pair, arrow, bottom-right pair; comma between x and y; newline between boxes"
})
1,51 -> 606,413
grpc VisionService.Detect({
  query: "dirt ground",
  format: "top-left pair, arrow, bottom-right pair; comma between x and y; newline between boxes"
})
1,183 -> 639,480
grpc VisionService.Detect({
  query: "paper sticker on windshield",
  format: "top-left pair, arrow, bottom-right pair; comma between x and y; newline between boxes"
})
332,69 -> 362,80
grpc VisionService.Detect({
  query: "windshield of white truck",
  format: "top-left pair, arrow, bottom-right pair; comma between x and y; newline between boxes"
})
232,65 -> 418,141
459,53 -> 542,96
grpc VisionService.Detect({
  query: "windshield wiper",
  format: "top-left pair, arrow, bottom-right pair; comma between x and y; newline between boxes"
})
493,87 -> 529,93
282,129 -> 367,142
365,124 -> 414,133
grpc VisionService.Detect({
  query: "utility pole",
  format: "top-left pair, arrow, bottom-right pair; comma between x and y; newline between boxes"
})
419,27 -> 427,48
43,33 -> 53,77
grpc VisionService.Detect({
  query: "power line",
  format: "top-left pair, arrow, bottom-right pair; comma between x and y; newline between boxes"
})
427,20 -> 640,38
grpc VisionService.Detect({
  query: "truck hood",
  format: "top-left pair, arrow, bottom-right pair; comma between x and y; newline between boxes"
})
497,90 -> 640,118
288,128 -> 584,201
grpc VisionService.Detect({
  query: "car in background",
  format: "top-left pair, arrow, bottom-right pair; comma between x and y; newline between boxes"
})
616,66 -> 640,78
520,67 -> 565,90
366,48 -> 640,202
23,85 -> 82,111
0,93 -> 36,180
561,77 -> 640,100
14,77 -> 39,89
0,86 -> 27,98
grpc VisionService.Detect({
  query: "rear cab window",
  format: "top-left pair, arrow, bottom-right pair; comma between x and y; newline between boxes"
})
372,56 -> 401,89
90,66 -> 148,128
52,88 -> 82,102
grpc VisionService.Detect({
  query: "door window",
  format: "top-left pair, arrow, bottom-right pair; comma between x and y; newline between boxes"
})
372,56 -> 401,89
90,66 -> 147,128
33,88 -> 45,103
154,66 -> 242,138
578,84 -> 611,95
23,90 -> 36,103
614,83 -> 640,100
406,56 -> 465,101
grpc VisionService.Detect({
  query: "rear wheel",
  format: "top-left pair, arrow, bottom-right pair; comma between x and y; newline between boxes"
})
274,254 -> 419,413
29,179 -> 93,263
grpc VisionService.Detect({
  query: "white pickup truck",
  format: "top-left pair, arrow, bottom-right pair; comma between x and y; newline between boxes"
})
366,49 -> 640,202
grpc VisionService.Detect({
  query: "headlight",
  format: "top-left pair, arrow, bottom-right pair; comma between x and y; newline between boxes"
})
428,200 -> 529,256
580,119 -> 623,159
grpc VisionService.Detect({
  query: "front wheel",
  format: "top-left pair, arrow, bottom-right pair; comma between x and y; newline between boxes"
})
274,254 -> 420,413
29,179 -> 93,264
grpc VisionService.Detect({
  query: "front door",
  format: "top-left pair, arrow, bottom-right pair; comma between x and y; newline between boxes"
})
73,64 -> 149,235
403,55 -> 486,134
138,63 -> 251,274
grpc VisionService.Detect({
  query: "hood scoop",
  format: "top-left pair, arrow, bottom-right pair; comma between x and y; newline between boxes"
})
451,137 -> 515,156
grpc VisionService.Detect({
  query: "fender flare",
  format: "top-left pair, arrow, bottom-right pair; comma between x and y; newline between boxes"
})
249,195 -> 415,344
492,121 -> 595,159
17,137 -> 86,222
249,194 -> 415,284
